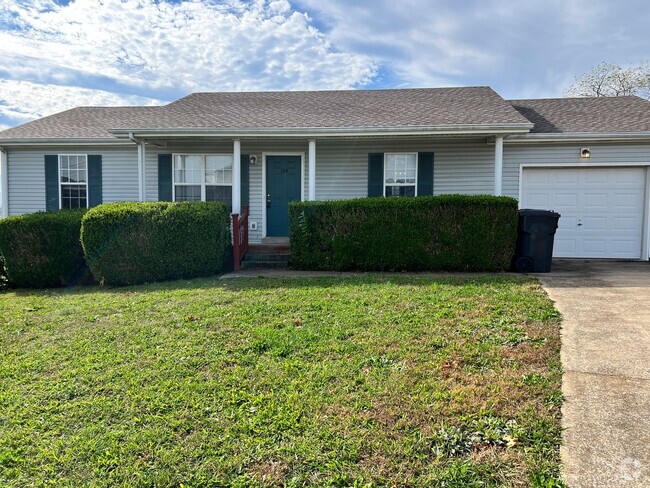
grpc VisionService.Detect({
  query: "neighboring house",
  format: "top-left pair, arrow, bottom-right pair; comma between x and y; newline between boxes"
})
0,87 -> 649,260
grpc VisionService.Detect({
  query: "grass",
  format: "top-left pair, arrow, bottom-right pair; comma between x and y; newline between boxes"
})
0,275 -> 563,487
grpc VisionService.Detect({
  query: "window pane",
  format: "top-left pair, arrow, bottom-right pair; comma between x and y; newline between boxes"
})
77,156 -> 87,183
206,185 -> 232,211
61,185 -> 87,209
206,155 -> 233,185
385,153 -> 416,185
385,185 -> 415,197
175,185 -> 201,201
174,155 -> 202,184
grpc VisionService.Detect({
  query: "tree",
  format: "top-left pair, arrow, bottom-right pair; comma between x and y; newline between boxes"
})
566,62 -> 650,99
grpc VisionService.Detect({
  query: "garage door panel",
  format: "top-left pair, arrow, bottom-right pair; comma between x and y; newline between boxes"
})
554,170 -> 579,185
583,170 -> 609,185
611,239 -> 642,256
554,238 -> 577,254
521,167 -> 646,259
582,239 -> 606,254
612,216 -> 641,232
525,192 -> 550,207
584,193 -> 608,209
612,170 -> 646,186
583,216 -> 607,231
555,193 -> 579,208
614,192 -> 645,209
558,215 -> 578,229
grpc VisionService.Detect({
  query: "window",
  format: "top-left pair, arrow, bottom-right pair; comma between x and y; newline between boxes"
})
173,154 -> 233,209
60,155 -> 88,209
385,153 -> 416,197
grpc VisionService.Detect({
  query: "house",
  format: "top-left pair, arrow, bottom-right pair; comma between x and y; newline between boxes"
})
1,86 -> 650,262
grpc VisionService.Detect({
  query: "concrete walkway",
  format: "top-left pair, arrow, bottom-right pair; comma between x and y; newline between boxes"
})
538,260 -> 650,487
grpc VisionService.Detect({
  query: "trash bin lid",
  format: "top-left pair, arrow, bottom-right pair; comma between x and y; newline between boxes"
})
519,208 -> 561,218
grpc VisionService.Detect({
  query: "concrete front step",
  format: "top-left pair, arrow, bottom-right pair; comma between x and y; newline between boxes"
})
240,260 -> 289,270
248,244 -> 290,254
244,253 -> 291,262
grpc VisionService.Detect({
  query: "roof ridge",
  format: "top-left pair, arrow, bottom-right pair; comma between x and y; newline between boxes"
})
509,96 -> 645,103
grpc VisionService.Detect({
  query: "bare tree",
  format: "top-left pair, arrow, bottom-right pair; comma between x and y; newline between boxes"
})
566,62 -> 650,99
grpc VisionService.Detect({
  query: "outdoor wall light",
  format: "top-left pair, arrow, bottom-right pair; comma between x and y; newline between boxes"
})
249,155 -> 258,165
580,148 -> 591,159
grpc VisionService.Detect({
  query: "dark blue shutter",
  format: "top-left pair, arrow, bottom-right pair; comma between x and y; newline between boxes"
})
417,152 -> 434,196
158,153 -> 173,201
368,153 -> 384,197
88,155 -> 102,207
44,155 -> 59,211
241,154 -> 249,206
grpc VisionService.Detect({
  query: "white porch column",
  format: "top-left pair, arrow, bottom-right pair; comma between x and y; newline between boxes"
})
494,136 -> 503,196
140,141 -> 147,202
0,147 -> 8,218
308,139 -> 316,201
232,139 -> 241,214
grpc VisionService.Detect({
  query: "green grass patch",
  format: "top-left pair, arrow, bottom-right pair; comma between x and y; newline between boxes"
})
0,275 -> 563,487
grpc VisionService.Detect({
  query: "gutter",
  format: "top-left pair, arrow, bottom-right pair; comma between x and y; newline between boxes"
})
505,132 -> 650,144
129,133 -> 146,202
109,123 -> 534,139
0,138 -> 133,146
0,146 -> 8,218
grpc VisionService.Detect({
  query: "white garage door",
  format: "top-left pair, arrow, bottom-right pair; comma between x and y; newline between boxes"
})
521,167 -> 646,258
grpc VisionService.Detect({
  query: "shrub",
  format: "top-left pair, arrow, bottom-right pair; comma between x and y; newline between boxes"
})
289,195 -> 518,272
0,254 -> 7,288
81,202 -> 230,286
0,210 -> 87,288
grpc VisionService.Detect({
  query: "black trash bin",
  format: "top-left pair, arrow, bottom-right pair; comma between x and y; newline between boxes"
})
515,209 -> 561,273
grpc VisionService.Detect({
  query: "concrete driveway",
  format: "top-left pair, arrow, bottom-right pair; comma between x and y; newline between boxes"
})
538,260 -> 650,487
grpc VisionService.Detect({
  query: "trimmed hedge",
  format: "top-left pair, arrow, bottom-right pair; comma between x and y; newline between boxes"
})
289,195 -> 519,271
81,202 -> 230,286
0,209 -> 87,288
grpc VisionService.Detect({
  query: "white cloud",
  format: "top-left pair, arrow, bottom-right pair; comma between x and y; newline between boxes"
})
293,0 -> 650,98
0,79 -> 163,123
0,0 -> 377,125
1,0 -> 376,91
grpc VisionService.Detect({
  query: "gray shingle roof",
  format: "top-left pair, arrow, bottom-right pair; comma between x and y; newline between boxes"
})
0,106 -> 162,140
509,96 -> 650,133
156,87 -> 530,130
0,87 -> 529,140
2,88 -> 649,141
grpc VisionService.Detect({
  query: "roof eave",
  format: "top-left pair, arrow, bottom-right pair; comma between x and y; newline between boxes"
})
109,123 -> 534,139
505,132 -> 650,144
0,137 -> 132,147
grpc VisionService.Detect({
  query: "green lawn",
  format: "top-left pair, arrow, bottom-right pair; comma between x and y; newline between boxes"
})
0,275 -> 563,487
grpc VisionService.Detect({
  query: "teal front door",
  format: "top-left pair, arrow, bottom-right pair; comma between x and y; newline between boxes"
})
266,155 -> 302,236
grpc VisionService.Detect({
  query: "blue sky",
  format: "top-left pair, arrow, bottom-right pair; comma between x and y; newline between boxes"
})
0,0 -> 648,130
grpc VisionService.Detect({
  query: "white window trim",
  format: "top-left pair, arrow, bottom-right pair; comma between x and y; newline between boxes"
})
59,154 -> 89,210
171,153 -> 233,202
383,152 -> 418,197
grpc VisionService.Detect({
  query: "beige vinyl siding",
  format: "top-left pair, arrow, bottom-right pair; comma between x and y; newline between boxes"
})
503,143 -> 650,200
6,146 -> 139,216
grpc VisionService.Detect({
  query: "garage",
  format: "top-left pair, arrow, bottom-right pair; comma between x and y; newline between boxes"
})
520,167 -> 647,259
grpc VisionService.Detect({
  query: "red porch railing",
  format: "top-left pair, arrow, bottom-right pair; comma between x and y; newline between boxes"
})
232,205 -> 249,271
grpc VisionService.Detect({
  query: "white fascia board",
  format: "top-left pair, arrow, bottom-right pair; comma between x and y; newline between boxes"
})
0,138 -> 135,146
505,132 -> 650,144
109,123 -> 534,139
